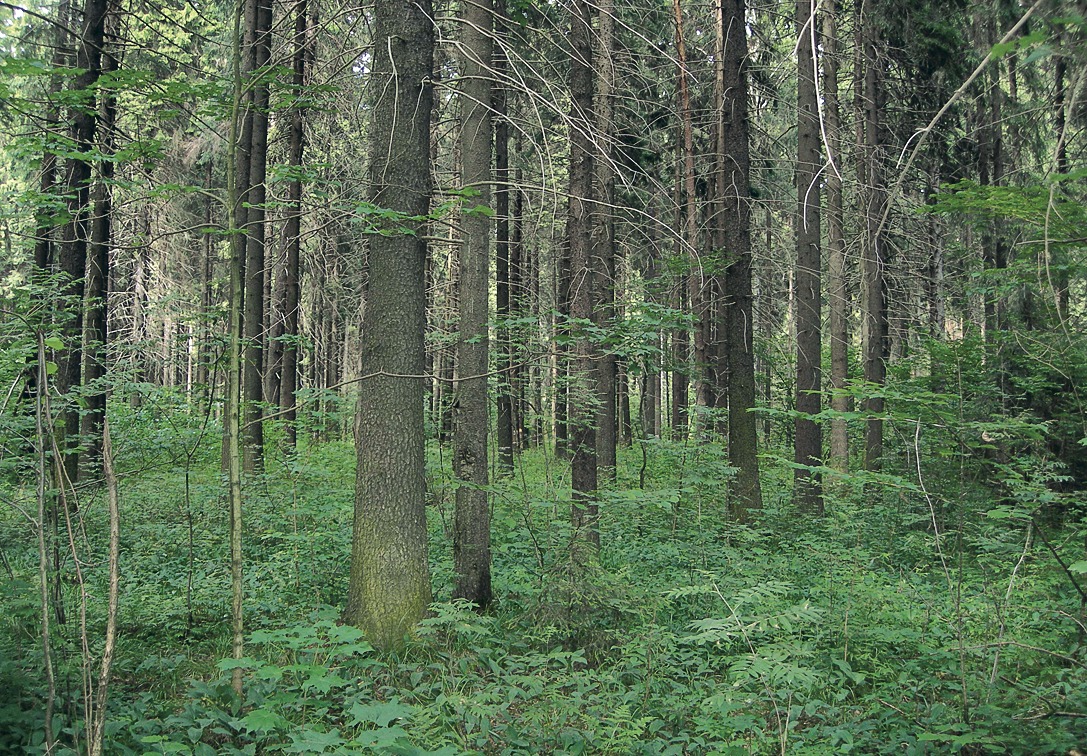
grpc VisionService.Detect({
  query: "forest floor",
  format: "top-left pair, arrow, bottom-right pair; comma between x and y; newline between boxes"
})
1,412 -> 1086,754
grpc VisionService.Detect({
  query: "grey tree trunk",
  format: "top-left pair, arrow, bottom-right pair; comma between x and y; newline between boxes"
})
452,0 -> 493,609
345,0 -> 434,650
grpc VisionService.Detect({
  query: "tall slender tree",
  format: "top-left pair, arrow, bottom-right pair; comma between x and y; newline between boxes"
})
823,0 -> 850,472
720,0 -> 762,518
794,0 -> 823,511
567,0 -> 598,545
241,0 -> 272,470
859,0 -> 887,472
452,0 -> 494,609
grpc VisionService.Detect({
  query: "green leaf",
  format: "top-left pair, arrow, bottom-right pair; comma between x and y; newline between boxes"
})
1069,561 -> 1087,576
241,707 -> 285,734
348,700 -> 414,728
44,336 -> 63,350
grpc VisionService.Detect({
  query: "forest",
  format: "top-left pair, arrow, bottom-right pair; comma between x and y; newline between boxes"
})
0,0 -> 1085,752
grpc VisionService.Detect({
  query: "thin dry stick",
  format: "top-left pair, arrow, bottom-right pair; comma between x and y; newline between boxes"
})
988,522 -> 1032,690
89,418 -> 121,756
34,333 -> 56,754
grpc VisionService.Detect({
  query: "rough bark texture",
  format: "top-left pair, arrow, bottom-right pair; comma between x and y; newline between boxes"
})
859,0 -> 887,472
720,0 -> 762,518
280,0 -> 308,450
345,0 -> 434,650
80,34 -> 117,471
57,0 -> 110,482
794,0 -> 823,511
452,0 -> 493,609
823,0 -> 850,472
495,6 -> 515,473
594,0 -> 617,480
241,0 -> 273,471
673,0 -> 705,429
567,0 -> 598,546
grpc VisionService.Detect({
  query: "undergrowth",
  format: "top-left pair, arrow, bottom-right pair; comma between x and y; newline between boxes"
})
1,403 -> 1086,754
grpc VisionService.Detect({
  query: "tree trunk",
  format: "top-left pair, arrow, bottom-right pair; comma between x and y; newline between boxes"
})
80,32 -> 118,472
567,0 -> 598,547
794,0 -> 823,511
720,0 -> 762,518
241,0 -> 273,471
594,0 -> 617,481
673,0 -> 705,428
823,0 -> 850,472
495,6 -> 515,473
280,0 -> 309,450
57,0 -> 110,483
859,0 -> 887,472
345,0 -> 434,650
452,0 -> 493,609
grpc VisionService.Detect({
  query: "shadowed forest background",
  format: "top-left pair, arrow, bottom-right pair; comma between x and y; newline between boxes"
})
1,0 -> 1086,752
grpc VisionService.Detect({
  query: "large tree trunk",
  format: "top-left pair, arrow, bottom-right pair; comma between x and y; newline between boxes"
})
345,0 -> 434,650
567,0 -> 598,546
793,0 -> 823,511
452,0 -> 494,609
720,0 -> 762,518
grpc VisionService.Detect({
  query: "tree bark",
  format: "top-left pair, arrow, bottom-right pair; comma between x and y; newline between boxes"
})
794,0 -> 823,511
452,0 -> 494,609
495,5 -> 515,473
280,0 -> 309,450
720,0 -> 762,518
594,0 -> 618,481
859,0 -> 887,472
80,30 -> 118,472
567,0 -> 598,547
57,0 -> 110,483
241,0 -> 273,471
823,0 -> 850,472
345,0 -> 434,649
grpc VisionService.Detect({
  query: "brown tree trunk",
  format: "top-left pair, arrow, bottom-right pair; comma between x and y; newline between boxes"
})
823,0 -> 850,472
794,0 -> 823,511
720,0 -> 762,517
80,31 -> 118,471
280,0 -> 309,450
495,6 -> 515,473
673,0 -> 705,429
859,0 -> 887,472
594,0 -> 617,481
241,0 -> 273,471
567,0 -> 598,547
57,0 -> 110,483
